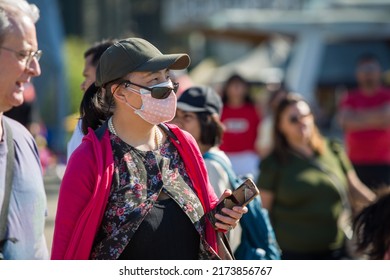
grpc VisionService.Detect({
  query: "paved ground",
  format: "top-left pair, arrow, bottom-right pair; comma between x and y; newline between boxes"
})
43,165 -> 62,254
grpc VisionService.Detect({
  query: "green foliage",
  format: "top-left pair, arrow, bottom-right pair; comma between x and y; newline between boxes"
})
64,36 -> 89,115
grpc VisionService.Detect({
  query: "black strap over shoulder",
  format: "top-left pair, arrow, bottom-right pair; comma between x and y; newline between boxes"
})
0,120 -> 15,259
158,123 -> 179,143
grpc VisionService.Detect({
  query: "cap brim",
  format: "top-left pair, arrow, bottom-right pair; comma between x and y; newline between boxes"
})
135,54 -> 190,72
176,101 -> 207,113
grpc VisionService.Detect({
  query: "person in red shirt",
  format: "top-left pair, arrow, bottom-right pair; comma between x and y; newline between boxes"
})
220,74 -> 261,179
338,54 -> 390,190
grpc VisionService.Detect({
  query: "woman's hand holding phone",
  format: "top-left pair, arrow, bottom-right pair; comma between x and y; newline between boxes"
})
214,189 -> 248,232
213,178 -> 259,232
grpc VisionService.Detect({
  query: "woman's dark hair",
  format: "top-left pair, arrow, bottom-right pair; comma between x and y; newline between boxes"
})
356,53 -> 380,67
266,87 -> 288,114
273,94 -> 324,162
353,189 -> 390,260
80,81 -> 120,135
196,112 -> 224,147
78,39 -> 117,134
80,84 -> 105,135
221,74 -> 253,105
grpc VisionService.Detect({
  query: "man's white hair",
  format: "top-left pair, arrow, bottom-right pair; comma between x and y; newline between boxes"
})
0,0 -> 40,43
0,0 -> 40,23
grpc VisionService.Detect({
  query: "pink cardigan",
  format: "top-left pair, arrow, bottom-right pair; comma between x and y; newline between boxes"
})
51,123 -> 219,259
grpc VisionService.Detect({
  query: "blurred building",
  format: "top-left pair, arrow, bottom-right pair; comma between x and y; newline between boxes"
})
53,0 -> 390,139
58,0 -> 187,51
162,0 -> 390,132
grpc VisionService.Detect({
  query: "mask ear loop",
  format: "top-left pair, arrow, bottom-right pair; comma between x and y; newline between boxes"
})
104,80 -> 126,120
121,85 -> 145,111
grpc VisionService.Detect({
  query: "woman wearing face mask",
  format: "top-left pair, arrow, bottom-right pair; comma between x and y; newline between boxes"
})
51,38 -> 247,260
257,94 -> 375,260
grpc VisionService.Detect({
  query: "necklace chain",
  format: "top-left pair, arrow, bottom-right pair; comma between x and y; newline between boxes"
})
108,117 -> 118,136
154,126 -> 161,150
108,117 -> 161,150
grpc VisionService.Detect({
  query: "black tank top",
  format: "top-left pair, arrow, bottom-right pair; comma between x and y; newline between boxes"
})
118,198 -> 200,260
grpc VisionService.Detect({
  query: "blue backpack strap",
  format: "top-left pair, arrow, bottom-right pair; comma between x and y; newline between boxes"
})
203,151 -> 281,260
235,196 -> 281,260
203,151 -> 240,189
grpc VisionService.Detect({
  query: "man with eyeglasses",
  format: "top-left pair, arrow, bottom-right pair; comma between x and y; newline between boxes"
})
3,47 -> 41,130
0,0 -> 48,259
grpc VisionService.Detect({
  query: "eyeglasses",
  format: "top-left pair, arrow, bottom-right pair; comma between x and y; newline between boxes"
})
0,46 -> 42,67
120,80 -> 179,99
289,114 -> 311,124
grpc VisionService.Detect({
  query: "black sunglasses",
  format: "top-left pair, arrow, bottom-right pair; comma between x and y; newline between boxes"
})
289,114 -> 311,124
120,80 -> 179,99
289,115 -> 300,124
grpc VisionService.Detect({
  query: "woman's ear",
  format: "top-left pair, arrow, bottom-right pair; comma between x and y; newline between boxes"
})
111,84 -> 127,104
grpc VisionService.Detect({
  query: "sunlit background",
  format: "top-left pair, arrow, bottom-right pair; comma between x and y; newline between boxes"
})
7,0 -> 389,254
10,0 -> 390,159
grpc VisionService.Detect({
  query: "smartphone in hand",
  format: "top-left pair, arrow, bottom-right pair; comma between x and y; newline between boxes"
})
210,178 -> 260,229
223,178 -> 259,209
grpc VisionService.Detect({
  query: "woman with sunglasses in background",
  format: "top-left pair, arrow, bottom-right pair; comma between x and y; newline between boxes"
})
257,94 -> 375,260
51,38 -> 246,260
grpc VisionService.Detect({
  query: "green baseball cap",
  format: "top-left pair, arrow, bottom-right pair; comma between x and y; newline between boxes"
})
95,37 -> 191,87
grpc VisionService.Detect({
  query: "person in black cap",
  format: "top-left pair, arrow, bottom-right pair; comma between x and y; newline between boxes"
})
173,85 -> 242,251
52,38 -> 247,260
174,85 -> 227,196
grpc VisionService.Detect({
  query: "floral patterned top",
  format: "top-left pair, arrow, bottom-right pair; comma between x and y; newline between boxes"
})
90,131 -> 220,259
